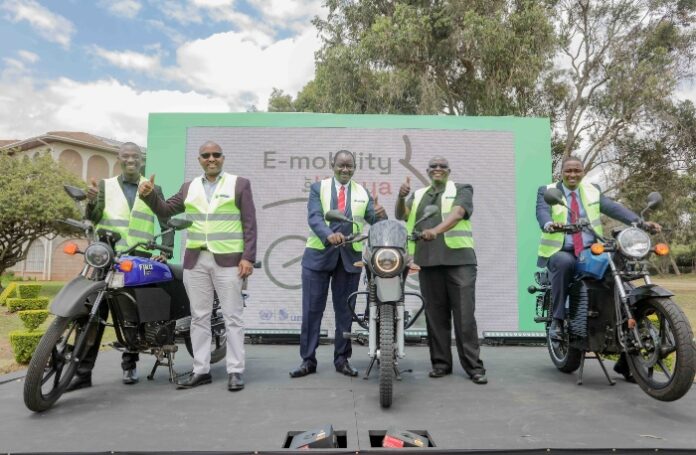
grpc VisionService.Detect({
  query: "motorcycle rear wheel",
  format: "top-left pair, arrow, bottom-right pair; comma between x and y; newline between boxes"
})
24,315 -> 89,412
546,325 -> 582,373
626,297 -> 696,401
379,305 -> 395,408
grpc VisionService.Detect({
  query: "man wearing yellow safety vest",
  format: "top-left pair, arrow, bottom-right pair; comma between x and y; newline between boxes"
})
536,156 -> 661,382
395,156 -> 487,385
139,141 -> 257,391
289,150 -> 387,379
66,142 -> 174,392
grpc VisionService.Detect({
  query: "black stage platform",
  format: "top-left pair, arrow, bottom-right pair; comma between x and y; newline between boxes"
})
1,345 -> 695,453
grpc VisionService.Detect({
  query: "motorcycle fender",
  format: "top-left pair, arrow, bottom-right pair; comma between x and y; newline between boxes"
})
628,284 -> 674,306
50,276 -> 107,318
375,276 -> 402,302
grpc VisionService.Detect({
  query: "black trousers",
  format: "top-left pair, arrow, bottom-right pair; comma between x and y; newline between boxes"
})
419,265 -> 485,376
76,303 -> 139,378
547,250 -> 577,320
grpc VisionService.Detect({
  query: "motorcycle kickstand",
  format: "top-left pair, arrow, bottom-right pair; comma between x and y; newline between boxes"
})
593,352 -> 616,386
577,351 -> 586,385
397,367 -> 413,380
363,357 -> 377,379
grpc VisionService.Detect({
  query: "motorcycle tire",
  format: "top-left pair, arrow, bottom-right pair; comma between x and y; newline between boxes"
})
24,315 -> 89,412
379,306 -> 395,408
626,297 -> 696,401
546,327 -> 582,373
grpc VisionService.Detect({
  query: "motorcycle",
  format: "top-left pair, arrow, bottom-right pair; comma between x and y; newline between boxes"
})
24,185 -> 227,412
528,189 -> 695,401
326,205 -> 438,408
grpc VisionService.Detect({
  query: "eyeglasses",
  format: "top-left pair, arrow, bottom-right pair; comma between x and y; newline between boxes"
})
429,163 -> 449,170
200,152 -> 223,159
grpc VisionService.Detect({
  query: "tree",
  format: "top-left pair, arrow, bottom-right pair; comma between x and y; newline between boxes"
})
554,0 -> 696,171
268,88 -> 297,112
272,0 -> 561,116
0,150 -> 84,282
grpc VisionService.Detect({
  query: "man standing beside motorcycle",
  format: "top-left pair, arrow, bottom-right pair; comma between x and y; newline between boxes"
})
139,141 -> 257,391
289,150 -> 387,379
536,155 -> 661,382
66,142 -> 174,391
395,156 -> 487,385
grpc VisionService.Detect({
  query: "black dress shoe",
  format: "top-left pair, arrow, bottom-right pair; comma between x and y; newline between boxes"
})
176,372 -> 212,389
289,363 -> 316,378
65,374 -> 92,392
428,368 -> 451,378
228,373 -> 244,391
336,362 -> 358,377
613,357 -> 637,383
471,373 -> 488,384
122,368 -> 139,385
549,319 -> 564,341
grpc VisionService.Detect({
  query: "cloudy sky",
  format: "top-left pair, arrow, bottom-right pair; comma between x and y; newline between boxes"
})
0,0 -> 324,145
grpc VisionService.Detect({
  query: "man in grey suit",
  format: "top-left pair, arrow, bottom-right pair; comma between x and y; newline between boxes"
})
536,156 -> 660,381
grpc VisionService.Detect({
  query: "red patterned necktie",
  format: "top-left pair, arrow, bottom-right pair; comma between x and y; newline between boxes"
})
338,185 -> 346,213
570,192 -> 583,256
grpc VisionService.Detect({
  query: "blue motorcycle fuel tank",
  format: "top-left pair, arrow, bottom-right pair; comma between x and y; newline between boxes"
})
575,249 -> 609,280
115,256 -> 173,286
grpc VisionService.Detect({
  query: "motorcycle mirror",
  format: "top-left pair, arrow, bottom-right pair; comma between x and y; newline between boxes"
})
414,205 -> 439,227
64,185 -> 87,202
646,192 -> 662,210
325,210 -> 352,223
543,188 -> 566,207
168,217 -> 193,231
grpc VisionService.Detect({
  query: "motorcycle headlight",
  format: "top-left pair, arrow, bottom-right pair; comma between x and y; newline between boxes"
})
372,248 -> 402,277
84,242 -> 113,268
617,227 -> 651,259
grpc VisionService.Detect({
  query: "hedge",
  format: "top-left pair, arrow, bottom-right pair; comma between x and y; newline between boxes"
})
9,331 -> 43,364
0,282 -> 18,306
17,283 -> 41,299
17,310 -> 50,331
7,297 -> 49,312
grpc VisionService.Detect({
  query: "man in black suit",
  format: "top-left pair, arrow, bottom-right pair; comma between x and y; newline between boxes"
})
536,155 -> 660,381
290,150 -> 387,378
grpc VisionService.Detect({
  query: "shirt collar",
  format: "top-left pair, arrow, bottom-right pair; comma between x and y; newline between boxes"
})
334,178 -> 349,192
561,183 -> 578,198
201,173 -> 223,184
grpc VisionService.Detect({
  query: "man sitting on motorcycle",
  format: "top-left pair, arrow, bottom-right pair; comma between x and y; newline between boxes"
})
66,142 -> 173,391
536,155 -> 660,382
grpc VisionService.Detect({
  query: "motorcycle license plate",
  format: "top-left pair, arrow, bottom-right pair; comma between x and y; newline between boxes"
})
110,272 -> 125,288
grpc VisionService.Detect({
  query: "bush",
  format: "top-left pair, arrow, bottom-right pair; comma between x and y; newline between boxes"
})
17,283 -> 41,299
7,297 -> 49,312
9,331 -> 43,364
0,282 -> 18,306
18,310 -> 50,331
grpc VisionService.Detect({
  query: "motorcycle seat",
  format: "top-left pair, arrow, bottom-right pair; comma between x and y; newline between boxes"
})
168,263 -> 183,281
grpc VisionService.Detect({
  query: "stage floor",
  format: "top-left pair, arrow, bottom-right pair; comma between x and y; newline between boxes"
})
1,344 -> 695,452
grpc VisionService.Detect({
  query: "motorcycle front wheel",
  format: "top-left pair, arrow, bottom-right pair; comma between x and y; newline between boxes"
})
378,305 -> 395,408
626,297 -> 696,401
546,324 -> 582,373
23,315 -> 90,412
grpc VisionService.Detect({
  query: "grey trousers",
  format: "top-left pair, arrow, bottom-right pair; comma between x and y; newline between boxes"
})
419,265 -> 485,377
183,250 -> 244,374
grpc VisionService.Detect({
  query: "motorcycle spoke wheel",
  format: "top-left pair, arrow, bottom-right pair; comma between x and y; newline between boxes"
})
378,306 -> 395,408
627,298 -> 696,401
546,326 -> 582,373
24,316 -> 87,412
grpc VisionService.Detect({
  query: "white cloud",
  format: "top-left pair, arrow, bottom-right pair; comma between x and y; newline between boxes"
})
103,0 -> 142,18
676,78 -> 696,104
18,50 -> 39,63
0,75 -> 230,144
192,0 -> 234,7
169,26 -> 320,110
91,46 -> 162,73
155,0 -> 203,24
1,0 -> 75,48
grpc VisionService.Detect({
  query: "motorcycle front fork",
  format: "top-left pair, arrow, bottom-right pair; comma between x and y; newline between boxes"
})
364,302 -> 409,380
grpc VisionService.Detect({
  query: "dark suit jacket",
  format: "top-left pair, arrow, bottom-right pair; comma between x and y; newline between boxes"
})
142,176 -> 257,269
535,181 -> 639,267
301,179 -> 386,273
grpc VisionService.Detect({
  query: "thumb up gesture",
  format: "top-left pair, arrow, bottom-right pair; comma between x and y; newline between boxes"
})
139,174 -> 155,197
87,178 -> 99,201
398,176 -> 411,199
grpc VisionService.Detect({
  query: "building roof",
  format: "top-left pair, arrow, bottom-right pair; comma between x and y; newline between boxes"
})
0,132 -> 146,154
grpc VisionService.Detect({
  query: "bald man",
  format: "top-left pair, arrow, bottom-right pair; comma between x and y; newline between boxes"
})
139,141 -> 257,391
